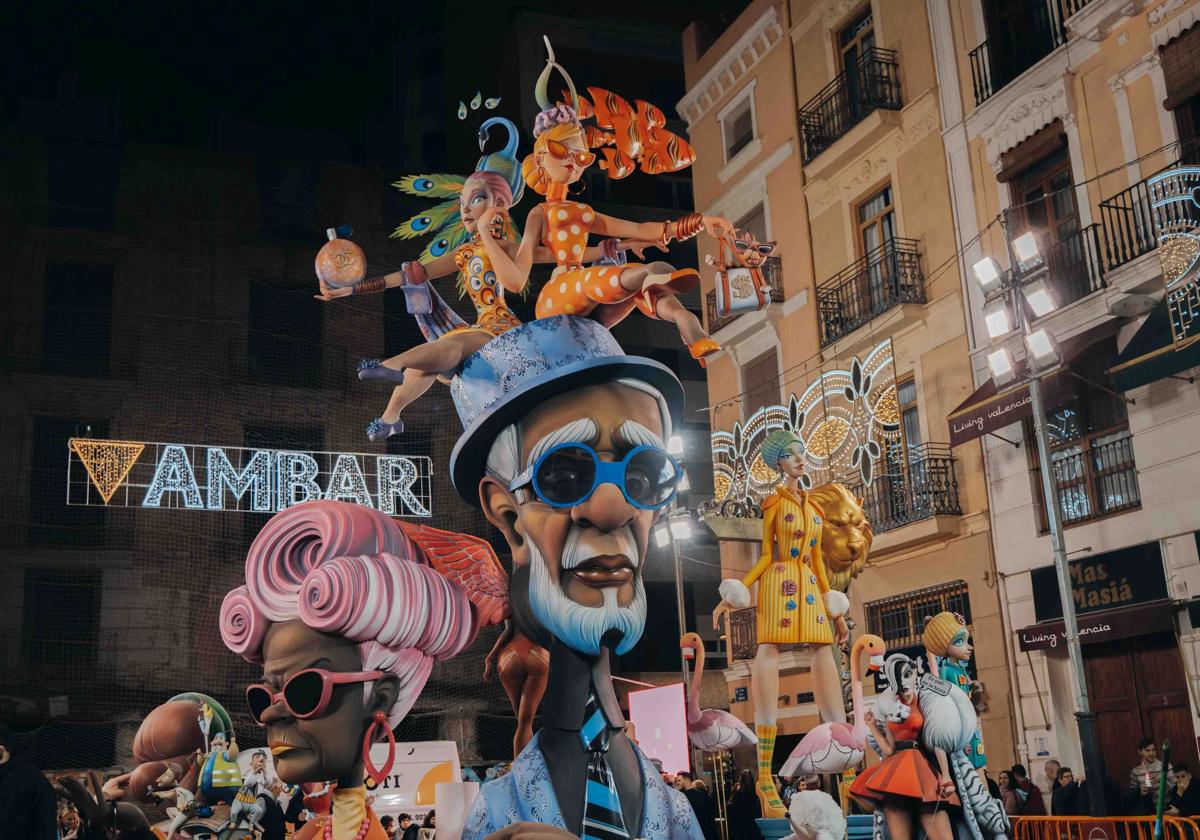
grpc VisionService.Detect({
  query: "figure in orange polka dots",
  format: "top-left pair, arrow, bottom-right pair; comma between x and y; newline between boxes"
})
478,39 -> 731,366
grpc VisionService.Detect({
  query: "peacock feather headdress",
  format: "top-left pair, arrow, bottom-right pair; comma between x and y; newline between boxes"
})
391,104 -> 525,295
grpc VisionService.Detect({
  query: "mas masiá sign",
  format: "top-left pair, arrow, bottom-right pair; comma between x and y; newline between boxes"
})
67,438 -> 432,517
1031,541 -> 1167,623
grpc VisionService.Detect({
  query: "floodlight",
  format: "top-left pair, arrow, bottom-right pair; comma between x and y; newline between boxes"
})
972,256 -> 1004,295
986,348 -> 1016,386
654,525 -> 670,548
1024,329 -> 1060,368
982,298 -> 1012,338
667,435 -> 684,455
1022,278 -> 1055,319
1012,232 -> 1042,271
678,472 -> 691,492
670,518 -> 693,540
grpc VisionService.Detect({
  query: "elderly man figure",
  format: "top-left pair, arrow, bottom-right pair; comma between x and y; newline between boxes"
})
450,316 -> 702,840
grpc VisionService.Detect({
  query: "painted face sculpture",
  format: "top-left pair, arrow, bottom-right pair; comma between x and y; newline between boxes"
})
220,501 -> 476,787
728,228 -> 777,269
480,382 -> 672,656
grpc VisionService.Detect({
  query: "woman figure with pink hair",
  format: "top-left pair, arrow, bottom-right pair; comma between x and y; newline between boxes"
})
220,500 -> 479,840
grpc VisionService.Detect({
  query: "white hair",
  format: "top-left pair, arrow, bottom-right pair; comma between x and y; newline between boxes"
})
483,379 -> 672,485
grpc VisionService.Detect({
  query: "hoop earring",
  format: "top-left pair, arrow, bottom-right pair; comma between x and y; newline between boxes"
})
569,178 -> 587,196
361,711 -> 396,786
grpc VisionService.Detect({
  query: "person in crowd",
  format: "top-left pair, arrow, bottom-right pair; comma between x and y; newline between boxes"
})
422,809 -> 436,830
381,814 -> 395,838
684,777 -> 719,840
728,769 -> 765,840
1127,737 -> 1172,815
982,768 -> 1000,801
1051,767 -> 1085,816
59,801 -> 82,840
1042,759 -> 1062,802
398,812 -> 421,840
0,725 -> 57,840
675,771 -> 693,792
998,770 -> 1019,816
1168,764 -> 1200,817
1010,764 -> 1047,815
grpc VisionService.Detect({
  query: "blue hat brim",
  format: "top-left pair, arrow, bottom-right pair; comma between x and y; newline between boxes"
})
449,355 -> 684,506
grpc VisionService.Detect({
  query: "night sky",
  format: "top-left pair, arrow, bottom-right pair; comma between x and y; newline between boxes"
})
3,1 -> 749,154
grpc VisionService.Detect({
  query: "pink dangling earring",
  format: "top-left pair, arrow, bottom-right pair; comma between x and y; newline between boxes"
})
361,711 -> 395,786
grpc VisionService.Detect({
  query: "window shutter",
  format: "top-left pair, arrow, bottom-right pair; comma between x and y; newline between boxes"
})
1162,24 -> 1200,110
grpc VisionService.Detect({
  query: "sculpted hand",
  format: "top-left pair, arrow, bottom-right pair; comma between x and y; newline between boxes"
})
702,215 -> 733,239
313,279 -> 352,301
833,615 -> 849,644
485,823 -> 580,840
712,601 -> 731,631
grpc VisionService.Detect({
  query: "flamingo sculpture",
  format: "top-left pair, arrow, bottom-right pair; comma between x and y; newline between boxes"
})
680,633 -> 758,751
779,634 -> 887,777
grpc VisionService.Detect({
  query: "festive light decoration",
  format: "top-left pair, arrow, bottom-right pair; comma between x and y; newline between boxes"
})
69,438 -> 145,504
67,439 -> 434,516
1149,167 -> 1200,349
709,339 -> 898,512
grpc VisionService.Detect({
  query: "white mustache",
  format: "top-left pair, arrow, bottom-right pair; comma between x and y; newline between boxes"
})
560,524 -> 638,570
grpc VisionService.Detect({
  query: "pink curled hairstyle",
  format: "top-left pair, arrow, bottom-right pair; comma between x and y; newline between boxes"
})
219,500 -> 477,727
467,171 -> 514,211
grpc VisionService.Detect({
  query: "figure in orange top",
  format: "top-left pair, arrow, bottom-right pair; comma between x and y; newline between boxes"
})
479,39 -> 730,366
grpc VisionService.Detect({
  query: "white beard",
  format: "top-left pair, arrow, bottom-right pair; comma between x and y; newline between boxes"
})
526,525 -> 647,656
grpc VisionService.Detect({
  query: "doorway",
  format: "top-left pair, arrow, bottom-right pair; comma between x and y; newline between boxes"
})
1083,631 -> 1198,787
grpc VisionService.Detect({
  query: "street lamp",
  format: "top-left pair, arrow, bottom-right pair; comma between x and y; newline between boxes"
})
971,217 -> 1106,814
654,504 -> 701,774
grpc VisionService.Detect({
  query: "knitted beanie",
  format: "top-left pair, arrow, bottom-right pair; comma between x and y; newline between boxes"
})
761,429 -> 804,470
923,611 -> 966,657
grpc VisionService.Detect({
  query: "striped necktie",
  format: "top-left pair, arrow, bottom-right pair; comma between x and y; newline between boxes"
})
579,690 -> 631,840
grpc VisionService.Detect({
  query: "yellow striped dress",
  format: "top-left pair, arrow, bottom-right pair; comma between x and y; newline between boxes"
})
744,486 -> 834,645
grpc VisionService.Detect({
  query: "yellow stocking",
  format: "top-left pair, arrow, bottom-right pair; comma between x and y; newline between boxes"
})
755,724 -> 786,818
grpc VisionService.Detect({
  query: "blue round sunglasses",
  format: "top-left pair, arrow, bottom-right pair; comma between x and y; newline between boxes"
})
508,442 -> 683,510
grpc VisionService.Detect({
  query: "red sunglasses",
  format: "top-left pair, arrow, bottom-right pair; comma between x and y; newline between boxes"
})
246,668 -> 385,724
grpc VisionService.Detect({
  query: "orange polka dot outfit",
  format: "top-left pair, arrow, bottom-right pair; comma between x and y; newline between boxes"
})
449,237 -> 522,338
745,487 -> 834,646
534,198 -> 699,320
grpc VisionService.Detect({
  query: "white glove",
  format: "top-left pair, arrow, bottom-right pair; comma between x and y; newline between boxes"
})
719,578 -> 752,609
823,590 -> 849,618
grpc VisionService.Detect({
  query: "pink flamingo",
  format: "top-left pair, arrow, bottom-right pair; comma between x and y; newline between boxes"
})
780,634 -> 886,777
680,633 -> 758,752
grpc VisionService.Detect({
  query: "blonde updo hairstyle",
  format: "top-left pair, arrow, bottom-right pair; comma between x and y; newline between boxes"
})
521,121 -> 589,196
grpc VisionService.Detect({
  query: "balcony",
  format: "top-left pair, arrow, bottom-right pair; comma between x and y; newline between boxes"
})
1044,222 -> 1107,307
968,0 -> 1094,106
817,237 -> 924,347
1098,156 -> 1200,271
705,256 -> 784,333
850,443 -> 962,532
1036,427 -> 1141,529
725,444 -> 960,660
799,48 -> 902,165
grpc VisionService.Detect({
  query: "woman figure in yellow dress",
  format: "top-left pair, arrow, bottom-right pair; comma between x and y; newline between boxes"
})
481,39 -> 729,365
713,429 -> 850,818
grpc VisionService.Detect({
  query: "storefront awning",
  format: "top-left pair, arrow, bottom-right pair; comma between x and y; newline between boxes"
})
1016,600 -> 1175,652
947,323 -> 1115,447
1108,299 -> 1200,391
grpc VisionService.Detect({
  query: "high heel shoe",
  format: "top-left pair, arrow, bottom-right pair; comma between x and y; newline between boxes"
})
366,418 -> 404,442
688,337 -> 721,368
357,359 -> 406,384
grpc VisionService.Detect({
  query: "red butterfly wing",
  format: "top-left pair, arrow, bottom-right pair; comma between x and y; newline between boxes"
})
398,522 -> 509,627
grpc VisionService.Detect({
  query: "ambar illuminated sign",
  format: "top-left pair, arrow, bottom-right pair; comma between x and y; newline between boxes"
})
67,438 -> 432,517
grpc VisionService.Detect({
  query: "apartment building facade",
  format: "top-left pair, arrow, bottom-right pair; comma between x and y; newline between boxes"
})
680,0 -> 1015,771
929,0 -> 1200,787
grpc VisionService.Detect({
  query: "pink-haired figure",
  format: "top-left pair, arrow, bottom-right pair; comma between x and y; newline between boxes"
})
220,500 -> 480,840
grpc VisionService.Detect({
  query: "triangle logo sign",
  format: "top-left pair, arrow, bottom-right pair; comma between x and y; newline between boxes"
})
70,438 -> 145,504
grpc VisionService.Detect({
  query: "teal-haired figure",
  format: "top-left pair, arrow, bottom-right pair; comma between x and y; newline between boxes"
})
713,427 -> 850,818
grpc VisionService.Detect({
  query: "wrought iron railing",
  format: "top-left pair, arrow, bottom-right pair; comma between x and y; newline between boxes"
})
1098,155 -> 1200,270
1037,427 -> 1141,528
799,48 -> 902,164
817,237 -> 924,346
968,0 -> 1090,106
1044,223 -> 1107,307
704,256 -> 784,333
849,443 -> 961,532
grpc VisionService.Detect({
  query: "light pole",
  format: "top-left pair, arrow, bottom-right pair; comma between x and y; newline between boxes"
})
972,215 -> 1106,814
